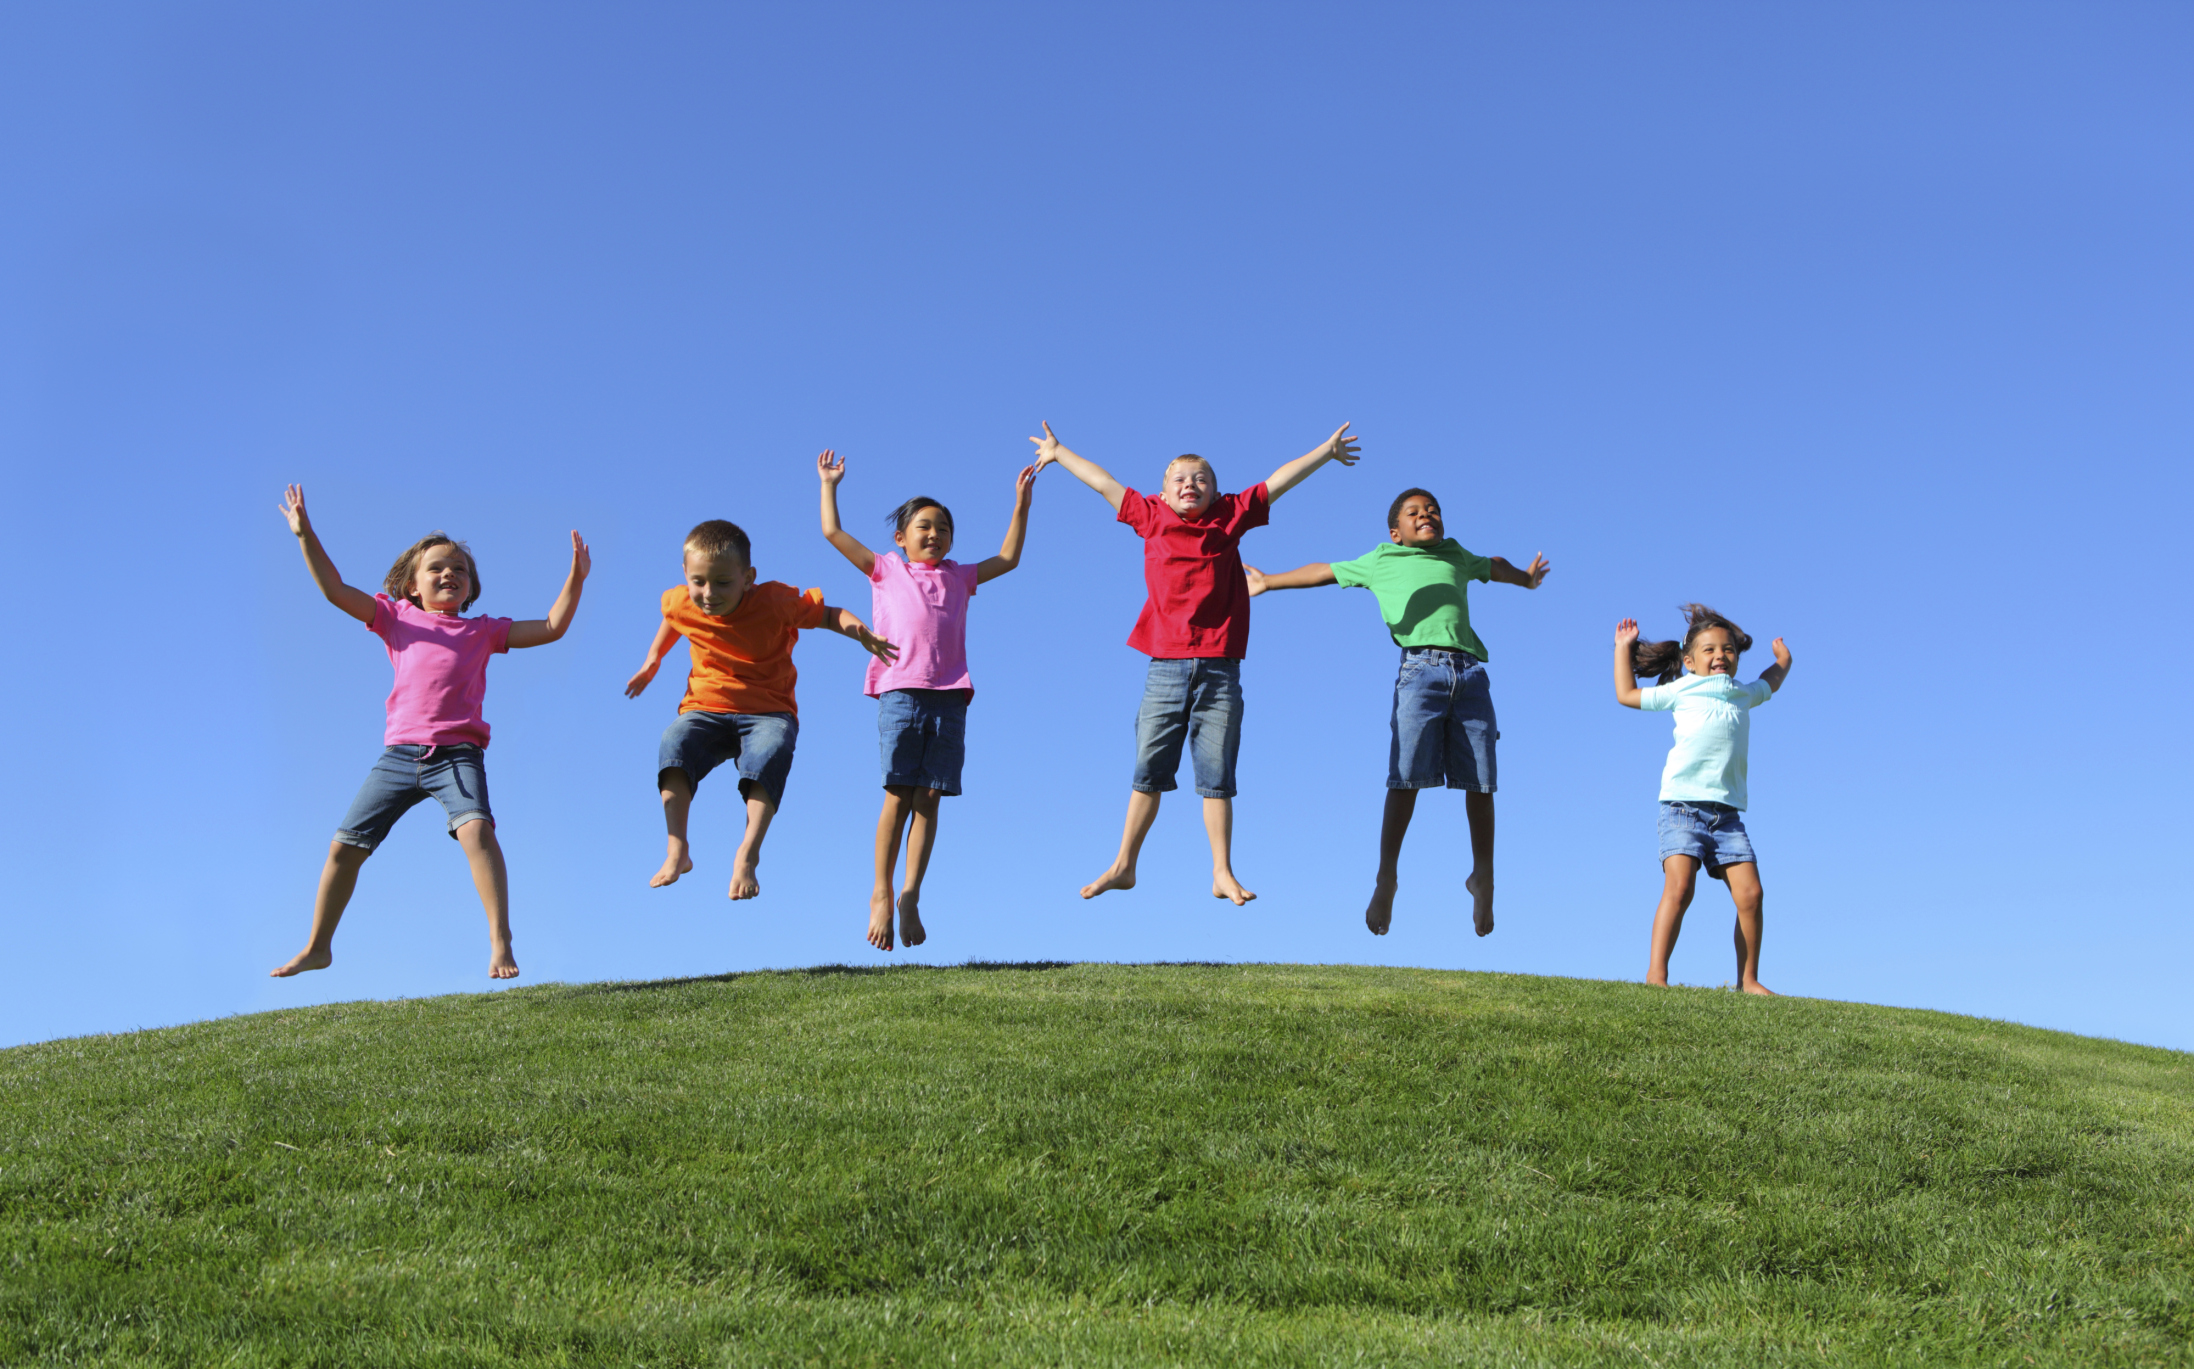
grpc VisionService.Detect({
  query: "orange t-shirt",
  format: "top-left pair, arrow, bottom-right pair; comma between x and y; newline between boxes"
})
662,581 -> 828,716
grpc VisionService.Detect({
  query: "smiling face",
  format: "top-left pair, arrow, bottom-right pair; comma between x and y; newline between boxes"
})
1388,495 -> 1445,548
410,542 -> 475,614
1684,626 -> 1742,677
683,550 -> 756,617
894,505 -> 955,564
1162,458 -> 1217,517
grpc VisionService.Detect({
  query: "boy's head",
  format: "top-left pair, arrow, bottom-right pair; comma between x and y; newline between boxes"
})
1161,455 -> 1218,517
886,497 -> 955,565
682,519 -> 756,617
384,533 -> 481,613
1386,488 -> 1445,548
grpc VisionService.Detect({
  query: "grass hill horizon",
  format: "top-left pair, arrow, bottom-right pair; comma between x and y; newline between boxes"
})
3,962 -> 2189,1367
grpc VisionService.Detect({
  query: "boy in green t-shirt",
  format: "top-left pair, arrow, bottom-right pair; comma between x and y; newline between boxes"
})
1246,487 -> 1549,937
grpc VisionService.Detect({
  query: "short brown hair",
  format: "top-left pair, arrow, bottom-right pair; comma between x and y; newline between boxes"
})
684,519 -> 752,568
383,533 -> 481,611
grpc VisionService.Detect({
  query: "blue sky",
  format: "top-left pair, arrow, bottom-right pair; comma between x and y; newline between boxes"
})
3,3 -> 2188,1051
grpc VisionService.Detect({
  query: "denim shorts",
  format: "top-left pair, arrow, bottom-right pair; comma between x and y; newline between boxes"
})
658,709 -> 799,805
334,744 -> 493,851
1132,657 -> 1243,799
1657,800 -> 1756,879
879,688 -> 968,795
1389,647 -> 1498,792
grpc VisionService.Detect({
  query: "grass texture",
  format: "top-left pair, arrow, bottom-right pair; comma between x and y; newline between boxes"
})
2,963 -> 2190,1366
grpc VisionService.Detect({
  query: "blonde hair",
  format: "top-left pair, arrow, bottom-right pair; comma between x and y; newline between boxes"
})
1163,454 -> 1216,482
383,534 -> 481,611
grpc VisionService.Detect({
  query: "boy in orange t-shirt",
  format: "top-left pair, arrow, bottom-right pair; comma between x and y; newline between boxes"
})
625,519 -> 896,900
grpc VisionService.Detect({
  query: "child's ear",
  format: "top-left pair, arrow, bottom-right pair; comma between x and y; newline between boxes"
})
1388,527 -> 1404,545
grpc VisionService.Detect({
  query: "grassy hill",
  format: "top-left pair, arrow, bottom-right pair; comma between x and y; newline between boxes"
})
2,964 -> 2189,1367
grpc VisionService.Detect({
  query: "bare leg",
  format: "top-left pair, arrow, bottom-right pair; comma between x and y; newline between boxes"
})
651,768 -> 695,887
1722,862 -> 1774,995
1366,788 -> 1418,935
455,818 -> 518,979
272,840 -> 370,976
898,788 -> 940,947
1647,855 -> 1699,986
1082,789 -> 1161,898
1205,797 -> 1256,905
728,785 -> 778,900
870,788 -> 914,951
1464,791 -> 1496,936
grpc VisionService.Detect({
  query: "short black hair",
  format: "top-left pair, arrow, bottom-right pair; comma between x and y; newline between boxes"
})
886,497 -> 954,538
1387,487 -> 1440,530
684,519 -> 752,568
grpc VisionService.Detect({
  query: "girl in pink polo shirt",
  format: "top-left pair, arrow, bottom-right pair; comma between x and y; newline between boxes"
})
817,451 -> 1036,952
270,485 -> 589,982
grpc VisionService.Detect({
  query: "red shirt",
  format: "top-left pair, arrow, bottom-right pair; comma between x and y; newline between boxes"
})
1116,482 -> 1271,659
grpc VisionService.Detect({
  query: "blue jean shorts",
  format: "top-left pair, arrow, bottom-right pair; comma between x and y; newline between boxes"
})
658,709 -> 799,805
1389,647 -> 1498,792
334,744 -> 493,851
1132,657 -> 1243,799
879,688 -> 968,795
1657,800 -> 1756,880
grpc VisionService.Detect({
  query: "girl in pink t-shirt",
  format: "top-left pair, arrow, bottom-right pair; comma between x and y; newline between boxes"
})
817,451 -> 1036,952
270,485 -> 590,982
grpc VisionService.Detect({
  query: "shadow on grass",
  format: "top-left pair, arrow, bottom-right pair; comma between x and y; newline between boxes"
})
579,960 -> 1239,996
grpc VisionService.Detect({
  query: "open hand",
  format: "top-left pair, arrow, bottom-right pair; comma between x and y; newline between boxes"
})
623,663 -> 658,698
1320,422 -> 1362,466
1771,637 -> 1791,669
1028,421 -> 1064,472
1615,618 -> 1640,647
1012,463 -> 1038,508
817,449 -> 846,485
858,628 -> 901,665
1519,552 -> 1550,588
278,484 -> 311,537
1243,565 -> 1269,596
568,531 -> 592,580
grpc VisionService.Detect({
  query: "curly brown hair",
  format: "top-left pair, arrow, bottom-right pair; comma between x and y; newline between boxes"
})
383,533 -> 482,611
1630,603 -> 1753,684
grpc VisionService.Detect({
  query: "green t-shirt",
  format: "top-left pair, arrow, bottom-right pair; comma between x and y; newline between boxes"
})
1329,539 -> 1494,659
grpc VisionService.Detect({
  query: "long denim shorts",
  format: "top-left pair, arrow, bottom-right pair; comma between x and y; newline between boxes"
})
1389,647 -> 1498,792
879,687 -> 969,795
658,709 -> 799,805
1131,656 -> 1243,799
1657,800 -> 1756,879
334,744 -> 493,851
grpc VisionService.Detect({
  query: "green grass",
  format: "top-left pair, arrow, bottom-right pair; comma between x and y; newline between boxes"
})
2,964 -> 2190,1366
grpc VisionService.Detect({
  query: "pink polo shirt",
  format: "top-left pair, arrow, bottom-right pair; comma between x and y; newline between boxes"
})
366,593 -> 514,747
864,552 -> 980,699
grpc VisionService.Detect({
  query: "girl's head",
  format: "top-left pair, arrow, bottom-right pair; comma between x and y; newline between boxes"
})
384,533 -> 481,613
886,497 -> 955,564
1161,455 -> 1217,517
682,519 -> 756,617
1630,603 -> 1754,684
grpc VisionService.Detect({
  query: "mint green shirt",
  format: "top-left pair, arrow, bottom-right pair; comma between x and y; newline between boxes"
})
1329,539 -> 1494,659
1638,673 -> 1776,809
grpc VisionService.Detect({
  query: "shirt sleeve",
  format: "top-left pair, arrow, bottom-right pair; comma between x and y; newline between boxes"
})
1226,482 -> 1272,537
792,586 -> 829,629
1744,679 -> 1775,708
367,593 -> 401,640
868,552 -> 896,585
1452,544 -> 1494,583
1637,683 -> 1676,712
1329,551 -> 1372,588
957,560 -> 981,597
485,616 -> 514,654
1115,487 -> 1162,537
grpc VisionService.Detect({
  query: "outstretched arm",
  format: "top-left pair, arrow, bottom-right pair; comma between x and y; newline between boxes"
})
1489,553 -> 1551,589
817,449 -> 878,575
624,619 -> 682,697
820,605 -> 900,665
508,532 -> 591,648
279,484 -> 377,625
1613,619 -> 1644,709
1243,562 -> 1336,596
1759,638 -> 1793,693
976,464 -> 1038,583
1028,421 -> 1126,513
1264,423 -> 1361,503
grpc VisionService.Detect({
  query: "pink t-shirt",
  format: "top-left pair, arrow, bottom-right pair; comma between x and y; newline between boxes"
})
366,593 -> 514,747
864,553 -> 980,699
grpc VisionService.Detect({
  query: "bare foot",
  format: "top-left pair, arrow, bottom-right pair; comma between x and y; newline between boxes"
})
1080,865 -> 1136,899
728,854 -> 761,901
1741,982 -> 1777,997
649,842 -> 693,888
270,947 -> 332,978
1212,874 -> 1257,906
1466,871 -> 1494,936
898,891 -> 927,948
867,890 -> 895,951
489,947 -> 520,980
1365,879 -> 1396,935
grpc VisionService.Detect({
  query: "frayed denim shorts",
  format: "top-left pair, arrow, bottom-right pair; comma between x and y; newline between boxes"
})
1389,647 -> 1497,792
1131,656 -> 1243,799
879,687 -> 969,795
1657,800 -> 1756,879
658,709 -> 798,805
334,744 -> 493,851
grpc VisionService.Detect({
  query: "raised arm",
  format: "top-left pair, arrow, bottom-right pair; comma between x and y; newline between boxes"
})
817,449 -> 878,575
819,604 -> 900,665
1243,562 -> 1336,596
278,484 -> 377,625
624,618 -> 683,698
1264,423 -> 1361,503
1759,638 -> 1792,693
976,464 -> 1037,583
1489,553 -> 1551,589
1028,421 -> 1126,513
1612,619 -> 1644,709
508,532 -> 591,649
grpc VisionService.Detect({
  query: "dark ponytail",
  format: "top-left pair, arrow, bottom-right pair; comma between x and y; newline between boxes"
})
1630,603 -> 1753,684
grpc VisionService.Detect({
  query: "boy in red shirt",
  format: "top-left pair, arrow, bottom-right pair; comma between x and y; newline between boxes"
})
1031,421 -> 1360,903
